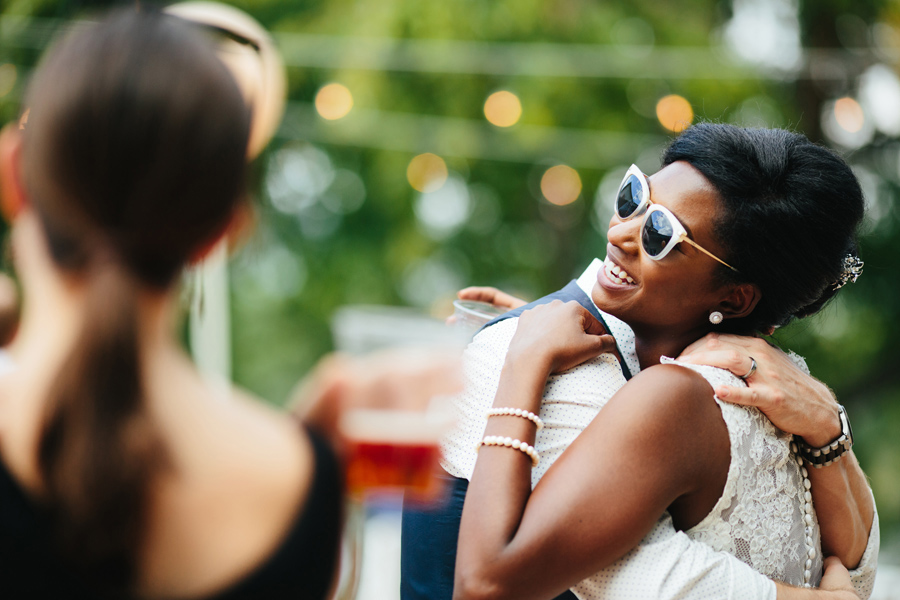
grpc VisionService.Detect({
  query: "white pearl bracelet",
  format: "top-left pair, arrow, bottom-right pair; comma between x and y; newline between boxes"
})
486,407 -> 544,431
477,435 -> 540,467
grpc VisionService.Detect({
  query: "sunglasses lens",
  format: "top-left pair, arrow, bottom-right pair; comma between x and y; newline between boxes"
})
616,175 -> 643,218
642,210 -> 674,257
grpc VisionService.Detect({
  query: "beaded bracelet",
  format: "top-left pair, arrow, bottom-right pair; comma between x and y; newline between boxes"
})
486,407 -> 544,431
476,435 -> 540,467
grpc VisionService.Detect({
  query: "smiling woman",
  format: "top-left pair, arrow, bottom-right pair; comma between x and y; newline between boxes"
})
402,124 -> 877,600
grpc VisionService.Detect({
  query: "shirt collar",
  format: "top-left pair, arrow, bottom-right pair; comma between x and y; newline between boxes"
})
575,258 -> 641,376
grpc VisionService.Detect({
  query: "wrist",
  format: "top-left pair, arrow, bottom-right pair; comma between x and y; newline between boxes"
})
797,382 -> 842,447
795,404 -> 854,468
800,405 -> 843,448
503,346 -> 555,377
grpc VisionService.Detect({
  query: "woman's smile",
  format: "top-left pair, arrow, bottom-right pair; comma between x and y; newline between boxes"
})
602,256 -> 636,286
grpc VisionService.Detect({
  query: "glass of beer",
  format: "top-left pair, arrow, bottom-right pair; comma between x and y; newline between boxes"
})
340,406 -> 452,504
331,305 -> 462,504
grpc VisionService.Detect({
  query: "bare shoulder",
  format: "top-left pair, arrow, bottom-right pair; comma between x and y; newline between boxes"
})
220,388 -> 315,504
141,389 -> 318,597
616,363 -> 718,423
597,363 -> 730,473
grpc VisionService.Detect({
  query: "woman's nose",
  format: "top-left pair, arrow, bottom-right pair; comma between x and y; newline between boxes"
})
606,215 -> 642,254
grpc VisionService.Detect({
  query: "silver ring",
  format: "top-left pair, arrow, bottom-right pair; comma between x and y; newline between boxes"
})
739,357 -> 757,380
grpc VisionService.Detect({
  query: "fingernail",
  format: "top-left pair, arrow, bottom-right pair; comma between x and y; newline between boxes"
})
716,387 -> 729,398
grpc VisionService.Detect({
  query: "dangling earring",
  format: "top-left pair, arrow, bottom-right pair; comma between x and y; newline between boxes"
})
709,311 -> 723,325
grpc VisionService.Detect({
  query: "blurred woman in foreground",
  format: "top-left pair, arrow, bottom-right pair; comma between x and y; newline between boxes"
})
0,9 -> 458,599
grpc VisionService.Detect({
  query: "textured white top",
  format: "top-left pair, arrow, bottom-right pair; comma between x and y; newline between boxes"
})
441,258 -> 879,600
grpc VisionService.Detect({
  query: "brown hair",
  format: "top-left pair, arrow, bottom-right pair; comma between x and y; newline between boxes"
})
20,9 -> 251,591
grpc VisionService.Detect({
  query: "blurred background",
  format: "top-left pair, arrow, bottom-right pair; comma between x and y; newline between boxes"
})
2,0 -> 899,585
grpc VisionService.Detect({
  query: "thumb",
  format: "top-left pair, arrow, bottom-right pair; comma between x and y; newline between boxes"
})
581,310 -> 609,337
591,334 -> 617,356
570,333 -> 617,365
820,556 -> 853,593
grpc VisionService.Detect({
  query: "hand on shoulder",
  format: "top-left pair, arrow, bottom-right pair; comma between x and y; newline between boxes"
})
677,332 -> 841,445
505,300 -> 616,375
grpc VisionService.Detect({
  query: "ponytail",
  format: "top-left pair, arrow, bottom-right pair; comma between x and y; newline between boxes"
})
38,263 -> 166,593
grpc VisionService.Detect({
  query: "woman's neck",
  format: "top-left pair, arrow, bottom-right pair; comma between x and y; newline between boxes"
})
632,324 -> 712,370
14,279 -> 185,386
10,210 -> 180,365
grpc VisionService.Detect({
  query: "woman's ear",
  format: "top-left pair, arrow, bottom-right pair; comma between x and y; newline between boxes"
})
0,125 -> 26,223
717,282 -> 762,320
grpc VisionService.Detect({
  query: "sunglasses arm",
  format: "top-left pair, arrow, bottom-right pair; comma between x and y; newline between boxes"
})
681,237 -> 740,272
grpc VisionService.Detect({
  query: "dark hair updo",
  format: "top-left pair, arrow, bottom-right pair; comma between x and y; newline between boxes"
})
662,123 -> 865,334
18,8 -> 251,593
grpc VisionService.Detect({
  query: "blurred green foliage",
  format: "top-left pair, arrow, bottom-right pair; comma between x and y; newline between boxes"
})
2,0 -> 899,554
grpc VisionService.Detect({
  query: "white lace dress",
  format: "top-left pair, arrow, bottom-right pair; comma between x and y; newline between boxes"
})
659,358 -> 822,587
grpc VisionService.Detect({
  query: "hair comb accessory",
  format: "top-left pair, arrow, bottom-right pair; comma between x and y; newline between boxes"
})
833,254 -> 864,290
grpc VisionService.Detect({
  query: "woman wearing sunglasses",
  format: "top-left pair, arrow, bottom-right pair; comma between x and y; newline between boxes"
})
403,124 -> 876,600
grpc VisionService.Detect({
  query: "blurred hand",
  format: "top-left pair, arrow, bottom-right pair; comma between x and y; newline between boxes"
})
677,333 -> 841,446
290,349 -> 463,444
507,300 -> 616,374
457,286 -> 528,310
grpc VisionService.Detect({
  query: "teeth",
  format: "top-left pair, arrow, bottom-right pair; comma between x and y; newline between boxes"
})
603,258 -> 636,286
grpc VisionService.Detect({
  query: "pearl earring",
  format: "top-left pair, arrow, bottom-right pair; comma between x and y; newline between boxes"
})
709,311 -> 724,325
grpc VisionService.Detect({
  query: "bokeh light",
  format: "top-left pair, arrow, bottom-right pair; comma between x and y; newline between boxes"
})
483,91 -> 522,127
414,174 -> 471,240
821,98 -> 874,149
656,94 -> 693,132
834,97 -> 865,133
0,64 -> 16,97
722,0 -> 802,72
407,153 -> 449,193
315,82 -> 353,120
540,165 -> 582,206
860,64 -> 900,137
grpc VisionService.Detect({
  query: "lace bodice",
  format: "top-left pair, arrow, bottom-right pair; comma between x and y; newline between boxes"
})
661,358 -> 823,587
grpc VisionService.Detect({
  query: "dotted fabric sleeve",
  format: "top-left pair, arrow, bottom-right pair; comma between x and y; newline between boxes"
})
848,491 -> 880,600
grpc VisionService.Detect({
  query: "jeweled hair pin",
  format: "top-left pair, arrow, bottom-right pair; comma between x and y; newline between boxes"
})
834,255 -> 864,290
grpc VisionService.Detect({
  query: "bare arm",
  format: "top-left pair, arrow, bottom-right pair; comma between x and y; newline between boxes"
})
454,302 -> 730,600
678,334 -> 875,569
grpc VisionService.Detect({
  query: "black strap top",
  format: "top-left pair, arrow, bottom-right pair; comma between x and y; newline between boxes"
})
0,423 -> 344,600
